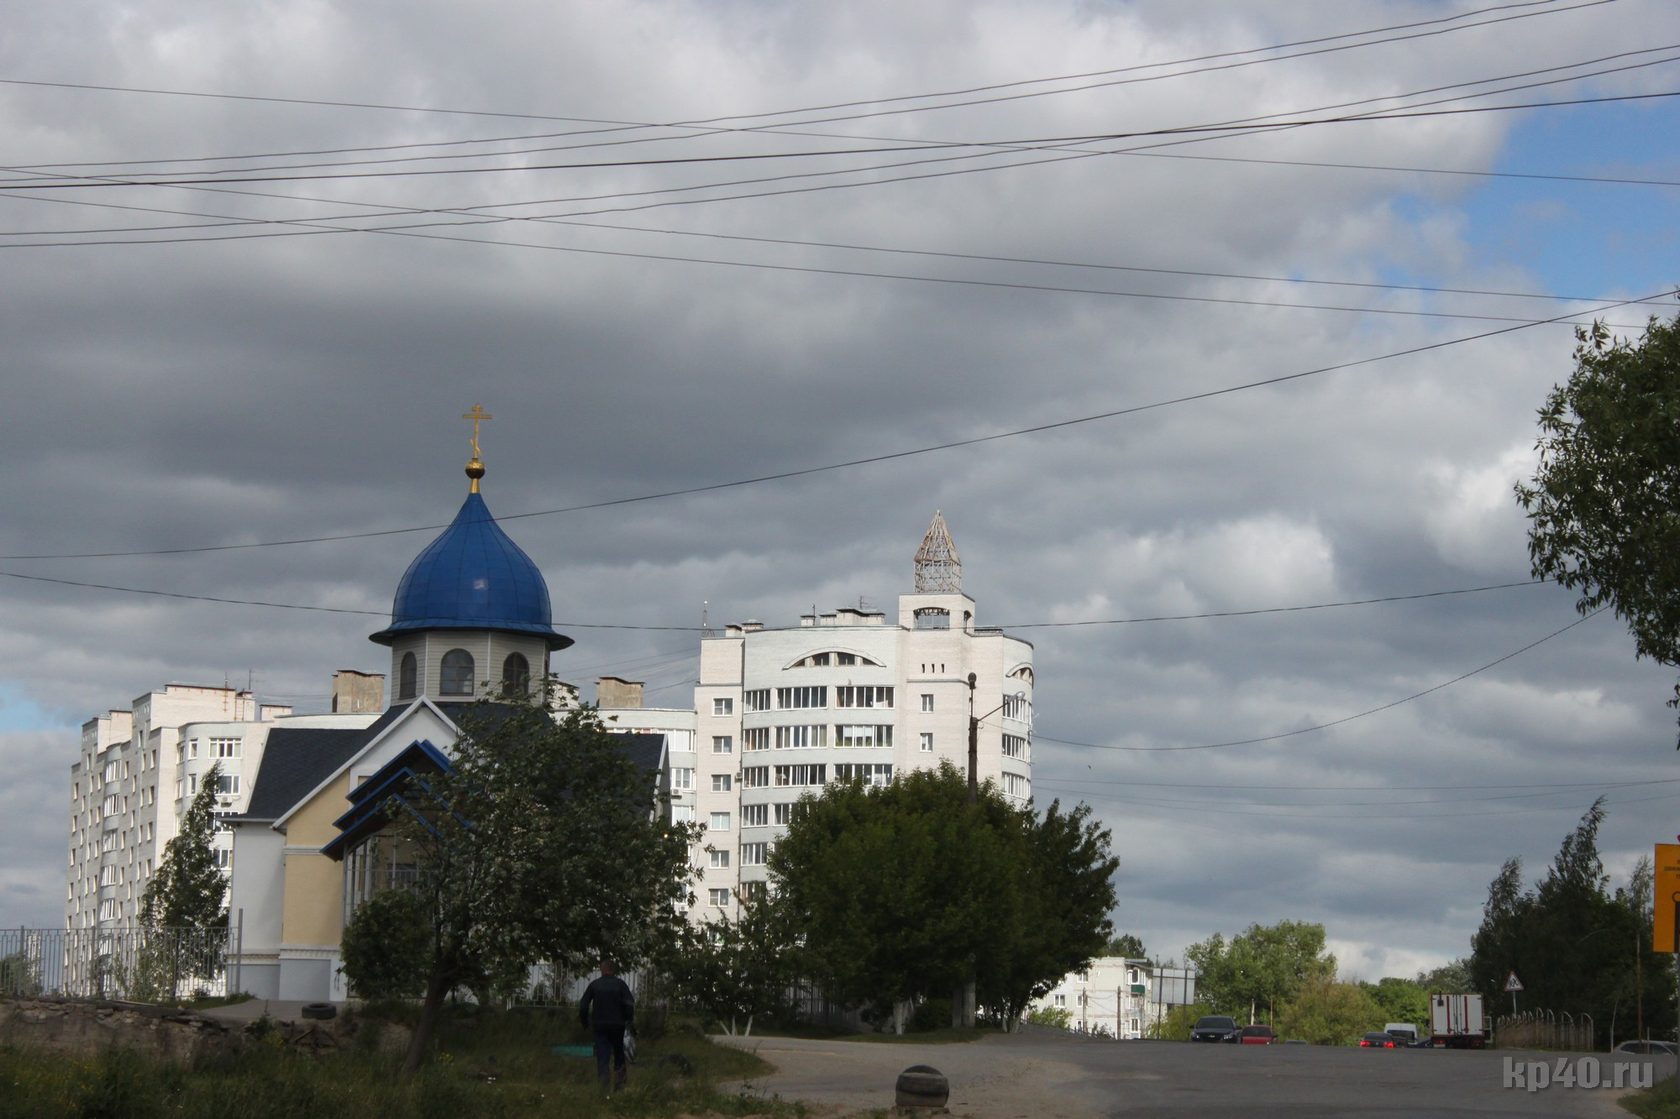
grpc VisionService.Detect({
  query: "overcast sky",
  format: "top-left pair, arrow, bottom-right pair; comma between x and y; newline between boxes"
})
4,0 -> 1679,982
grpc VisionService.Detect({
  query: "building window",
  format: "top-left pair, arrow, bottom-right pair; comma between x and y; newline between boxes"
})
774,802 -> 794,825
920,732 -> 934,753
709,812 -> 731,832
1002,733 -> 1028,760
833,763 -> 892,787
670,767 -> 694,790
708,888 -> 731,907
836,724 -> 892,749
1002,773 -> 1030,798
742,803 -> 769,826
835,685 -> 893,709
914,608 -> 950,630
775,764 -> 826,787
1002,694 -> 1030,721
671,805 -> 695,824
399,653 -> 417,699
920,693 -> 934,712
742,842 -> 768,866
776,686 -> 827,710
215,773 -> 240,796
712,735 -> 733,754
741,766 -> 770,789
775,724 -> 827,749
502,652 -> 530,694
713,697 -> 734,716
211,737 -> 240,759
709,849 -> 731,868
744,689 -> 771,712
743,727 -> 770,751
1054,994 -> 1066,1007
712,774 -> 733,793
440,649 -> 475,695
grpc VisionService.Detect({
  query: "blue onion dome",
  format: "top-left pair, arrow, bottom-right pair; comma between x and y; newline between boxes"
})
371,485 -> 572,651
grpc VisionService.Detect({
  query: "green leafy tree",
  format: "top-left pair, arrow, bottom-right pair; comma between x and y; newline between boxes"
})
338,887 -> 431,1000
1278,977 -> 1382,1045
661,892 -> 793,1035
1187,921 -> 1335,1022
1106,933 -> 1147,959
1415,958 -> 1472,992
1516,311 -> 1680,738
1146,1002 -> 1214,1040
342,697 -> 697,1077
1469,799 -> 1672,1046
1026,1005 -> 1073,1030
0,952 -> 41,997
1361,977 -> 1428,1030
136,761 -> 229,998
769,763 -> 1117,1034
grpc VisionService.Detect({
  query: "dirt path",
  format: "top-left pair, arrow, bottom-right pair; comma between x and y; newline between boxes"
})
711,1032 -> 1106,1119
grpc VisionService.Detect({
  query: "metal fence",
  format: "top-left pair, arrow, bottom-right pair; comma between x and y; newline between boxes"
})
1,925 -> 239,1001
1496,1010 -> 1595,1051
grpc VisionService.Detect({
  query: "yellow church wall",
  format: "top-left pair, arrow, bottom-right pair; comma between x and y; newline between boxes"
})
280,772 -> 352,947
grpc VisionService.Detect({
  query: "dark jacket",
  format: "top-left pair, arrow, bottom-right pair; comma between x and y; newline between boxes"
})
579,974 -> 635,1030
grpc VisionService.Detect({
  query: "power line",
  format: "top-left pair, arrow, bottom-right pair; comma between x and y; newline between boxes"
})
998,582 -> 1546,629
1034,608 -> 1604,753
2,286 -> 1668,563
7,87 -> 1675,192
0,0 -> 1613,166
0,567 -> 1543,629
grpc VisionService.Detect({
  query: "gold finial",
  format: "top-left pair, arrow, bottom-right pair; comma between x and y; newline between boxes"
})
462,404 -> 492,493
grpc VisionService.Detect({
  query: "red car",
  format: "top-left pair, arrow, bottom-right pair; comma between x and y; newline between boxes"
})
1360,1032 -> 1399,1048
1239,1025 -> 1278,1045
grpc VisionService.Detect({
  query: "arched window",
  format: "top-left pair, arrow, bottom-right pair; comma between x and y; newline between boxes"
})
502,652 -> 530,695
398,653 -> 417,700
440,649 -> 475,696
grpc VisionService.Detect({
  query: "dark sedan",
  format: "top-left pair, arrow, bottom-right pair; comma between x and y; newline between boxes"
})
1360,1031 -> 1401,1048
1190,1015 -> 1241,1043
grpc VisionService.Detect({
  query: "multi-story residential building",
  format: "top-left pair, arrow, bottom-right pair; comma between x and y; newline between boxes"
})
1032,957 -> 1155,1039
66,676 -> 383,936
599,511 -> 1035,919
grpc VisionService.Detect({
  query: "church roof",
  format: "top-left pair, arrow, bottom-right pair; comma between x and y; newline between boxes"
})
371,490 -> 571,650
236,721 -> 391,822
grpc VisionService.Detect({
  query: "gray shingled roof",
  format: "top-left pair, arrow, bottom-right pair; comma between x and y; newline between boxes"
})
237,724 -> 383,822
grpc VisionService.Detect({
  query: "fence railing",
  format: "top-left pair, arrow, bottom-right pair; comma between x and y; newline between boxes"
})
1,925 -> 239,1002
1496,1010 -> 1595,1051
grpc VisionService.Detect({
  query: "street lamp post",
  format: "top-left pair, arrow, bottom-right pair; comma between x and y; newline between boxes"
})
966,672 -> 1025,806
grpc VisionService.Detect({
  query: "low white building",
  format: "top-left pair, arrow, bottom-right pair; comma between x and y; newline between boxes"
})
1033,957 -> 1156,1038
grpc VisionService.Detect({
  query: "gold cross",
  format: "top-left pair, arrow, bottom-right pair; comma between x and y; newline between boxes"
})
462,404 -> 492,460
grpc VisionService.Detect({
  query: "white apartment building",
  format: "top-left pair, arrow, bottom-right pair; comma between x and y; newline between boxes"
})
599,512 -> 1035,919
1033,957 -> 1154,1039
66,675 -> 383,935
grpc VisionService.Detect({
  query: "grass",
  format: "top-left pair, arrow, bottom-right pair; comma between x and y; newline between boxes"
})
1623,1080 -> 1680,1118
0,1006 -> 804,1119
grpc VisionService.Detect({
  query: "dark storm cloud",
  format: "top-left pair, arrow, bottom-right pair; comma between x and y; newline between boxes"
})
3,0 -> 1679,975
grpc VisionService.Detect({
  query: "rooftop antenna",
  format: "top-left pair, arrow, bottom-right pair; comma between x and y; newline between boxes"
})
701,600 -> 711,638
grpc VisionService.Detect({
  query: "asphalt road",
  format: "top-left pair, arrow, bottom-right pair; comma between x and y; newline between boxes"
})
714,1030 -> 1675,1118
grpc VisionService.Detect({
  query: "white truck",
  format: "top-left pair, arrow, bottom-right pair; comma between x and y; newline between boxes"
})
1429,993 -> 1488,1049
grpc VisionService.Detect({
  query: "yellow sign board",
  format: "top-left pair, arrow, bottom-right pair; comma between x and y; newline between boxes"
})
1655,844 -> 1680,954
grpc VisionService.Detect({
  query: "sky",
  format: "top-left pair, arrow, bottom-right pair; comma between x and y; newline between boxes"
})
4,0 -> 1680,983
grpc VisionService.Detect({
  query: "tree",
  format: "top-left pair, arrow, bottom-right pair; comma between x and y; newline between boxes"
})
340,698 -> 697,1077
1106,933 -> 1147,959
1469,799 -> 1673,1046
1515,310 -> 1680,739
1361,977 -> 1428,1029
1277,977 -> 1381,1046
136,761 -> 229,999
1415,958 -> 1471,992
1187,921 -> 1335,1023
768,763 -> 1117,1033
661,893 -> 793,1035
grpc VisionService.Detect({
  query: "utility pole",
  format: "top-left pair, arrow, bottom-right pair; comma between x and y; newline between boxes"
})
966,673 -> 978,806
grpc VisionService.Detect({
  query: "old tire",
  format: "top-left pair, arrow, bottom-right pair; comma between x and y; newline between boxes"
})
300,1002 -> 337,1020
895,1064 -> 949,1109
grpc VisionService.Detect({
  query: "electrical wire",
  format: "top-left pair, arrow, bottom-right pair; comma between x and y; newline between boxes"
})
5,285 -> 1667,564
1035,608 -> 1605,753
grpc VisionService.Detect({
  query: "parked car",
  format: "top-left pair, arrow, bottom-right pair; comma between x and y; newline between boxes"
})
1190,1015 -> 1241,1043
1238,1025 -> 1278,1045
1360,1032 -> 1400,1048
1613,1040 -> 1679,1056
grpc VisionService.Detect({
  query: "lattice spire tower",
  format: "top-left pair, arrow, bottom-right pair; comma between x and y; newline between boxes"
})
913,510 -> 963,592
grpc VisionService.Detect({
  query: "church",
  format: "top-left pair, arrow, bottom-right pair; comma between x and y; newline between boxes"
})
69,409 -> 1035,1004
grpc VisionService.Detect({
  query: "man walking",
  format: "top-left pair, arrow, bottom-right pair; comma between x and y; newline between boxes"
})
579,958 -> 635,1091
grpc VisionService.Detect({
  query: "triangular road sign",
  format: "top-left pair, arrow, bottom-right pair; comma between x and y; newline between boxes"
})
1504,972 -> 1523,992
